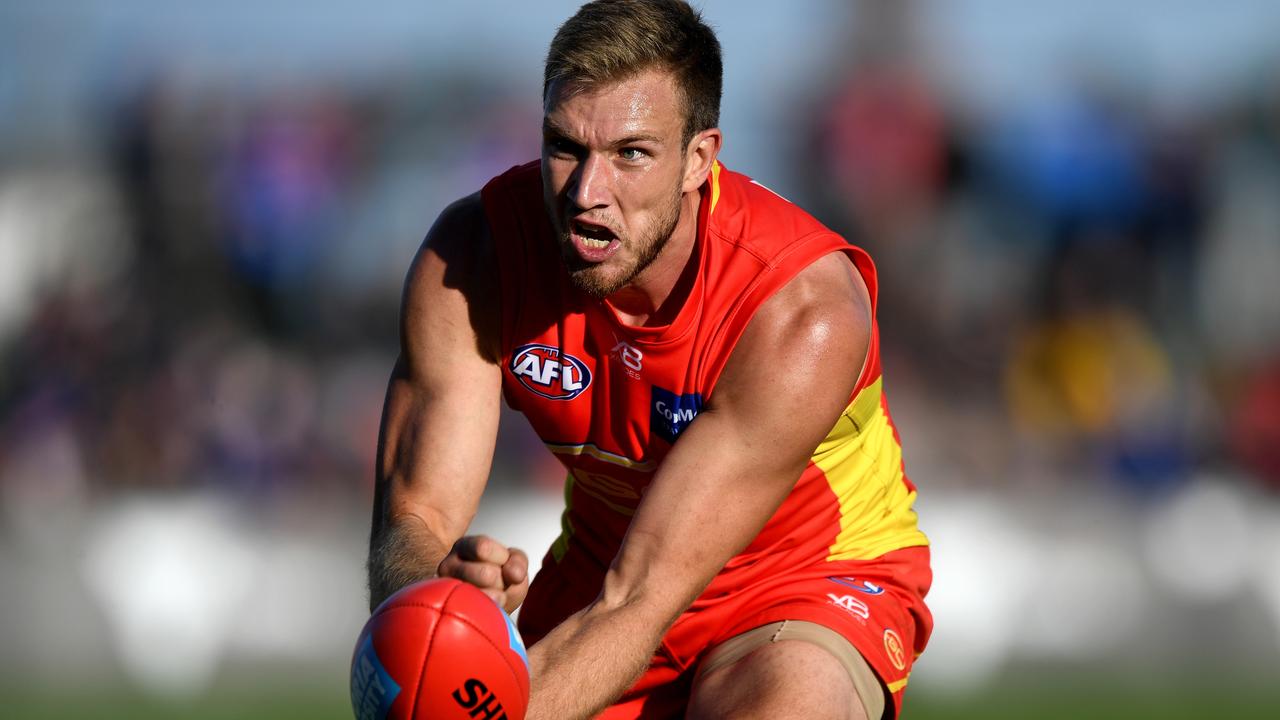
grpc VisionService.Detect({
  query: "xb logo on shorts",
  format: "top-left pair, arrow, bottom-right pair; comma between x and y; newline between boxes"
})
511,344 -> 591,400
826,593 -> 870,621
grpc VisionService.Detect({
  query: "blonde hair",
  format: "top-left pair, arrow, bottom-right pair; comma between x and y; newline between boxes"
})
544,0 -> 722,145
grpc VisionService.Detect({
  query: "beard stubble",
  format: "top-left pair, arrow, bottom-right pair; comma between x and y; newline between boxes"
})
557,182 -> 684,299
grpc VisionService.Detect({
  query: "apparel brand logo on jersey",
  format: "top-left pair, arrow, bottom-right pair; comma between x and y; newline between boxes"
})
828,576 -> 886,596
510,344 -> 591,400
826,593 -> 870,621
650,386 -> 704,443
883,628 -> 907,671
610,336 -> 643,378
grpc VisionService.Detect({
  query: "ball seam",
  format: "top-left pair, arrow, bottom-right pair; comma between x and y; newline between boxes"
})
409,581 -> 464,718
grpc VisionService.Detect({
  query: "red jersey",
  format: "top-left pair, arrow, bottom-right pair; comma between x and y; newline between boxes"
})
481,160 -> 928,645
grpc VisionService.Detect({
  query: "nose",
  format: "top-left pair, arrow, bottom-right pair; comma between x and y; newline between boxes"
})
568,152 -> 611,210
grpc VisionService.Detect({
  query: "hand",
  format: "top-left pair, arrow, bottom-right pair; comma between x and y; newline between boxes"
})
437,535 -> 530,614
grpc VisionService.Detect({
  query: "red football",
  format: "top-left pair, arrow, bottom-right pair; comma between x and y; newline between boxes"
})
351,578 -> 530,720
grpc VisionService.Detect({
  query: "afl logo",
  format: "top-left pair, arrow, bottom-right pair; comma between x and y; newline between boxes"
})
510,344 -> 591,400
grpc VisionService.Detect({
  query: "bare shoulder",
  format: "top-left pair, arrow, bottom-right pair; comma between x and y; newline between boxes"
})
712,251 -> 871,418
408,192 -> 493,295
758,251 -> 870,339
736,251 -> 870,372
400,192 -> 500,366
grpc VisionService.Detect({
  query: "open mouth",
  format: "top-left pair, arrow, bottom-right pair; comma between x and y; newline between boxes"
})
570,219 -> 618,253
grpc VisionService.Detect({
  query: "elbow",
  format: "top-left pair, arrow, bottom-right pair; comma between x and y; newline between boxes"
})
592,565 -> 687,636
387,505 -> 464,549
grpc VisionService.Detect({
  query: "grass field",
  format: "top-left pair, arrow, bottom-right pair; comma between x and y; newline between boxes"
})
909,682 -> 1280,719
4,677 -> 1278,719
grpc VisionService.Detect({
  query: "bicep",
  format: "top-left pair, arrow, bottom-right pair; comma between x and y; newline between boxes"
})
602,252 -> 871,616
375,194 -> 503,543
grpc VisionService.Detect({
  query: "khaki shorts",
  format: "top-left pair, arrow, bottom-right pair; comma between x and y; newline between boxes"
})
696,619 -> 887,719
590,547 -> 932,719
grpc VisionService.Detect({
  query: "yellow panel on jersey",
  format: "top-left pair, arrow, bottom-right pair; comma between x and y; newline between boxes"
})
709,161 -> 722,215
813,377 -> 929,561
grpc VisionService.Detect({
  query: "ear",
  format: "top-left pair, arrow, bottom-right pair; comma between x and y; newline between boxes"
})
681,128 -> 723,194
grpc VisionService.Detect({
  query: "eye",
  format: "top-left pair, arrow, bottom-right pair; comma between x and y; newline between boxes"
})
546,136 -> 582,159
619,147 -> 649,161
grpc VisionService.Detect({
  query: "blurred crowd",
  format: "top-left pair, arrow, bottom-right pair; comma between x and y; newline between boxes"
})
796,3 -> 1280,498
0,65 -> 554,513
1,1 -> 1279,519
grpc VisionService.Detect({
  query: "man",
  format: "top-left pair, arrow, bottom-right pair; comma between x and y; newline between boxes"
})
366,1 -> 931,718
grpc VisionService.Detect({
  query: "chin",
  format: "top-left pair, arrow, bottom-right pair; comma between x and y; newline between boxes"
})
568,266 -> 629,299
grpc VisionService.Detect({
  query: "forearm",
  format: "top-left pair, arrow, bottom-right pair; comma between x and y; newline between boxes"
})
366,515 -> 451,611
525,597 -> 670,720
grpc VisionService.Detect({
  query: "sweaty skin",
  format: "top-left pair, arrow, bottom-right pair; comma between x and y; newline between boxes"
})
369,68 -> 873,720
541,70 -> 708,323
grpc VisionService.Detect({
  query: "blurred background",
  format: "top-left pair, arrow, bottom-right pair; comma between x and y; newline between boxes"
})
2,0 -> 1280,717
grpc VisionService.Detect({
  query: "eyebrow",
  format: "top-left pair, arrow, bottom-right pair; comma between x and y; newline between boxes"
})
614,132 -> 664,146
541,119 -> 577,144
542,118 -> 664,147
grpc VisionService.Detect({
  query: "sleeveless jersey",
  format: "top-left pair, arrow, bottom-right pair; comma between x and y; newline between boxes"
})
481,160 -> 928,642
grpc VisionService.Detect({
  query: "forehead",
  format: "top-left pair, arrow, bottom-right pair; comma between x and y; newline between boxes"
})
544,69 -> 684,140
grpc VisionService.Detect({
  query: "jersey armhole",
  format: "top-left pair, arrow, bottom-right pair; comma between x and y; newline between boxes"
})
697,237 -> 876,402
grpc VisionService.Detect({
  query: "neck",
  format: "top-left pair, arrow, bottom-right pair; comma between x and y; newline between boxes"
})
607,190 -> 702,326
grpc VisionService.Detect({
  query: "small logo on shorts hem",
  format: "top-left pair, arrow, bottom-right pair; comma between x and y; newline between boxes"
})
883,628 -> 907,671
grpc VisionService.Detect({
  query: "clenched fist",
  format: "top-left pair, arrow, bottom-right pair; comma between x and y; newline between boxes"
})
437,534 -> 530,614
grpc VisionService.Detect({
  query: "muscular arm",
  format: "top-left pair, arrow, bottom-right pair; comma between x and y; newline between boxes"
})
366,193 -> 505,611
524,252 -> 873,719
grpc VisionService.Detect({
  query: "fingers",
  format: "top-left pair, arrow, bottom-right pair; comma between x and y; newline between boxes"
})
500,548 -> 530,614
501,547 -> 529,587
437,553 -> 504,589
437,535 -> 530,614
451,535 -> 511,565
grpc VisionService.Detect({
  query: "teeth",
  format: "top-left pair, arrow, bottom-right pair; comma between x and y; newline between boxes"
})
581,236 -> 610,249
